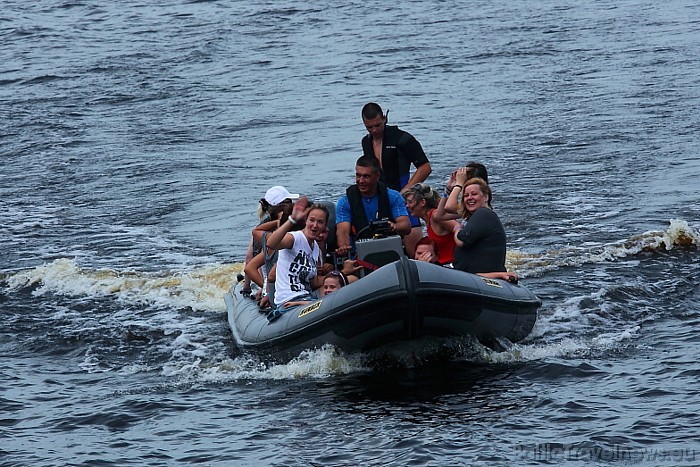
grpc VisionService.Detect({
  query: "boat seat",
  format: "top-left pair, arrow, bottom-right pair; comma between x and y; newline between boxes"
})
355,236 -> 405,277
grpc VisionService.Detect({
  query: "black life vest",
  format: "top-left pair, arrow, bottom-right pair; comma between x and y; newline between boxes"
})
346,182 -> 393,235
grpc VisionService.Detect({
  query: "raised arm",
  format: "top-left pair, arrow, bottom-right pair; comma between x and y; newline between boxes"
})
253,219 -> 280,244
433,192 -> 460,223
401,162 -> 432,196
444,167 -> 470,214
266,197 -> 309,251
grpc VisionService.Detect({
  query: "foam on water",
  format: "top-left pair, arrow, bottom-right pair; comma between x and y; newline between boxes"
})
508,218 -> 699,276
488,326 -> 642,365
1,220 -> 696,383
4,218 -> 696,307
159,345 -> 366,383
5,258 -> 241,313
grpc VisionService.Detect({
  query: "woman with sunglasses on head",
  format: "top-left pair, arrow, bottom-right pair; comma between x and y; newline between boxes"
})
403,183 -> 461,266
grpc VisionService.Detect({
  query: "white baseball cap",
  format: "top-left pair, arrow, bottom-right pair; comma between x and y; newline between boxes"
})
264,186 -> 299,205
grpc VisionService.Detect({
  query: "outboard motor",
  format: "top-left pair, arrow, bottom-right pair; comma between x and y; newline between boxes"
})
354,219 -> 406,277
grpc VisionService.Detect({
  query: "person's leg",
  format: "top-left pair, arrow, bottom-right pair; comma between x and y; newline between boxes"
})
241,235 -> 256,293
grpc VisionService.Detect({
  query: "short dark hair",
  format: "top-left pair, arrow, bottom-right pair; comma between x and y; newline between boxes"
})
361,102 -> 383,120
465,161 -> 489,184
356,154 -> 381,173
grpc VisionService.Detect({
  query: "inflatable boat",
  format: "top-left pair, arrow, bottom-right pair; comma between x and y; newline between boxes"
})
225,235 -> 541,357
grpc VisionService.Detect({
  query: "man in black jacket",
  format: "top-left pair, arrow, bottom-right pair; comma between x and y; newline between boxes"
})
361,102 -> 431,257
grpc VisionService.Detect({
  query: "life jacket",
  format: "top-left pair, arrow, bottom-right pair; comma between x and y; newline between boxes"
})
346,182 -> 393,235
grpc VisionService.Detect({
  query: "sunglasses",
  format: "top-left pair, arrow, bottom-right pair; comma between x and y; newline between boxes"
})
407,183 -> 432,198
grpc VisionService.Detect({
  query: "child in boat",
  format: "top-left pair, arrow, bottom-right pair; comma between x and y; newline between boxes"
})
414,236 -> 440,264
321,270 -> 348,296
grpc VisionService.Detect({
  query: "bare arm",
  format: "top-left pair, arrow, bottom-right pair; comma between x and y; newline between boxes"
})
283,299 -> 313,308
433,194 -> 460,223
444,185 -> 462,214
253,219 -> 280,243
401,162 -> 432,195
477,271 -> 518,282
335,221 -> 352,256
391,215 -> 412,236
444,167 -> 471,214
265,218 -> 295,251
266,197 -> 309,251
243,251 -> 266,287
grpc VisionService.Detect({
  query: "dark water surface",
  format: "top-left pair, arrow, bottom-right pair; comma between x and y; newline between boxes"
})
2,0 -> 700,465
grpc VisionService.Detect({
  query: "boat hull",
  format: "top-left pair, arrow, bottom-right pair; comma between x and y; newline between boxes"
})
225,257 -> 540,356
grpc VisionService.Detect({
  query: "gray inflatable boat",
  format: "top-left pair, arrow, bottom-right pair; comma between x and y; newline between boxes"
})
225,236 -> 541,357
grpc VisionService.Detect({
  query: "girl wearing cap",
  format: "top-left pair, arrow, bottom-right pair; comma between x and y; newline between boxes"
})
263,185 -> 299,207
241,186 -> 298,297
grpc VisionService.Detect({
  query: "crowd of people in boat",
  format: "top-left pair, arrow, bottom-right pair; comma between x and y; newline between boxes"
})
240,102 -> 518,321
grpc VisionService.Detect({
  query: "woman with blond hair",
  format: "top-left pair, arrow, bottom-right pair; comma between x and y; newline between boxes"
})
448,169 -> 517,282
403,183 -> 460,265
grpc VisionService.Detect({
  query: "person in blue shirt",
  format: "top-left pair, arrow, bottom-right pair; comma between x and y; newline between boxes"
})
335,155 -> 412,256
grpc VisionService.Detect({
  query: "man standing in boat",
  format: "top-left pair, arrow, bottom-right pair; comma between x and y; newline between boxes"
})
335,155 -> 412,256
361,102 -> 432,257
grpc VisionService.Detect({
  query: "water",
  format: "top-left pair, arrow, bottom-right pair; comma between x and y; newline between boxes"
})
2,0 -> 700,465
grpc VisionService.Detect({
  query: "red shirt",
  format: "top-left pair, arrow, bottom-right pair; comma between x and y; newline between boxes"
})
427,209 -> 456,265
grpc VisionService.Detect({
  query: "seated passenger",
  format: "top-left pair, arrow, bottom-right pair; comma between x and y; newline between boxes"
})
404,183 -> 460,265
451,175 -> 517,282
266,197 -> 328,310
335,155 -> 412,257
321,270 -> 349,296
241,186 -> 298,296
414,236 -> 439,264
244,201 -> 293,295
281,261 -> 360,307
